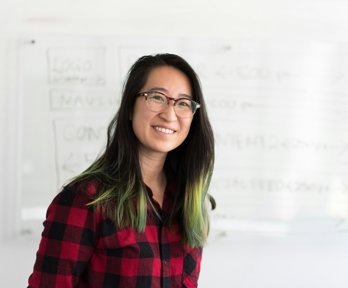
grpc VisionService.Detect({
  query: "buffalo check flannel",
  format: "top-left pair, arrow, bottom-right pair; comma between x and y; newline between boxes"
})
28,181 -> 202,288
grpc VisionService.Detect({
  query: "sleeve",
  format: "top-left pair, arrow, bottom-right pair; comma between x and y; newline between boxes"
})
27,186 -> 99,288
182,246 -> 202,288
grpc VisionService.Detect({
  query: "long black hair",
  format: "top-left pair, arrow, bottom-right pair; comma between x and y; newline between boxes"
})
68,53 -> 215,247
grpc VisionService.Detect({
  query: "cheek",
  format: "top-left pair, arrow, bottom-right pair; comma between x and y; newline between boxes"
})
131,99 -> 142,121
132,113 -> 144,137
131,103 -> 143,136
181,118 -> 193,134
131,103 -> 154,135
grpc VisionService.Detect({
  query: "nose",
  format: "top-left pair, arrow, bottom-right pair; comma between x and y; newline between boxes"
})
160,101 -> 177,121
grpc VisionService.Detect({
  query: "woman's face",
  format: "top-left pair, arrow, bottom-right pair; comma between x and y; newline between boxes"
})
131,65 -> 194,158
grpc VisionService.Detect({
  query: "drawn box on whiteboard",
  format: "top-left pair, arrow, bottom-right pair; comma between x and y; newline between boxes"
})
49,89 -> 119,110
53,118 -> 107,186
47,47 -> 106,86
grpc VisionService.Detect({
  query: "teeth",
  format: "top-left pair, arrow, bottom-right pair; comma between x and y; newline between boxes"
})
155,126 -> 174,134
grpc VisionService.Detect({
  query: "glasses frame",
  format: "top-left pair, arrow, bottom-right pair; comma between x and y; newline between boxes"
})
137,91 -> 201,117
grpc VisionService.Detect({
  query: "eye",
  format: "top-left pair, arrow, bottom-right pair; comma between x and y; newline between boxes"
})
149,93 -> 166,103
177,99 -> 192,109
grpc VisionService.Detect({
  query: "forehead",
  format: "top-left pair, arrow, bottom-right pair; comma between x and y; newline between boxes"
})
142,66 -> 192,95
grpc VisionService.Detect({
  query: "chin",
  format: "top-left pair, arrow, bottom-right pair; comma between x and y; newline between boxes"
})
153,144 -> 180,154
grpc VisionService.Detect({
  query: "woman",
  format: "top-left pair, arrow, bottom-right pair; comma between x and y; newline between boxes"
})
28,53 -> 215,288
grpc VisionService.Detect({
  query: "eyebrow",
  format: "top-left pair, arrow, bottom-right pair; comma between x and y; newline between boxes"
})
148,87 -> 192,99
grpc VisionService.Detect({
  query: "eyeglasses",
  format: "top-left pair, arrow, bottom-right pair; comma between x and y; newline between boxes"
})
137,91 -> 200,118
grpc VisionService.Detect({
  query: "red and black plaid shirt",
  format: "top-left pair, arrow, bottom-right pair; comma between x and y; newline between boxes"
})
28,181 -> 202,288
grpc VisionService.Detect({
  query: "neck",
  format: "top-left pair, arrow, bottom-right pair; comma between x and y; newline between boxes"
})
140,154 -> 166,182
139,151 -> 167,207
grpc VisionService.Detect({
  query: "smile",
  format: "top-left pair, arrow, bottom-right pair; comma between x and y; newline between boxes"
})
154,126 -> 175,134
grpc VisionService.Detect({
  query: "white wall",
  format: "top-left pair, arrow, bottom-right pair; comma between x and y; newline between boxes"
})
2,0 -> 348,287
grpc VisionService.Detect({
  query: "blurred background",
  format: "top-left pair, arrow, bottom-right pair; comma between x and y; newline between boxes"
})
2,0 -> 348,287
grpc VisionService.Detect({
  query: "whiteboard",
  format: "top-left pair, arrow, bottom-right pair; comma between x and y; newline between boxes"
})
17,35 -> 348,236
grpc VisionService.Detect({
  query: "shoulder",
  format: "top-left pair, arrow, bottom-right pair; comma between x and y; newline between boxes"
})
49,180 -> 101,211
44,180 -> 104,232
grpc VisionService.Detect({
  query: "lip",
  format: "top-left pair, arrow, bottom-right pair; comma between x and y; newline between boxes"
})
152,125 -> 177,134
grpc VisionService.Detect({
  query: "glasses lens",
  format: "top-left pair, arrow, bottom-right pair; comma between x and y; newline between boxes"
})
147,93 -> 166,111
145,92 -> 199,118
175,99 -> 195,117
